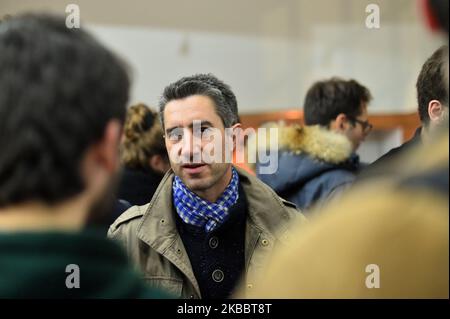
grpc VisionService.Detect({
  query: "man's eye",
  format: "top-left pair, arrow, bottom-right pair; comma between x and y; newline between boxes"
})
168,129 -> 183,141
200,126 -> 212,133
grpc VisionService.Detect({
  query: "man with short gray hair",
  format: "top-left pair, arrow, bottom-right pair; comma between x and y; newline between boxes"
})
109,73 -> 304,299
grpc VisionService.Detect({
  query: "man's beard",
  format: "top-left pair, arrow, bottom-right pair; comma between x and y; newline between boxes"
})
85,173 -> 121,228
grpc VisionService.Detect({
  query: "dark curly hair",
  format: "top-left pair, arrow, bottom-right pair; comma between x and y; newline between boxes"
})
0,14 -> 130,207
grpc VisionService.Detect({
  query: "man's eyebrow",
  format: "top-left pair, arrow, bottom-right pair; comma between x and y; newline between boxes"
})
187,120 -> 213,129
165,121 -> 214,134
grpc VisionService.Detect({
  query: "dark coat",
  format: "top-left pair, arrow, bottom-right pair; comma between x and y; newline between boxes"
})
118,167 -> 164,206
358,127 -> 422,181
259,152 -> 359,211
371,127 -> 422,167
88,199 -> 132,235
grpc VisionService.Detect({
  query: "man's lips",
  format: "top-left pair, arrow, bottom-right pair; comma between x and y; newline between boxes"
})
181,163 -> 207,174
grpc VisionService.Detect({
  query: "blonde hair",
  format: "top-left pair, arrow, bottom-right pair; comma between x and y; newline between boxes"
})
120,103 -> 167,170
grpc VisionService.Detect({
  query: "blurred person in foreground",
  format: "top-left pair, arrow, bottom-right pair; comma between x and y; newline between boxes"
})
240,0 -> 448,298
0,14 -> 167,298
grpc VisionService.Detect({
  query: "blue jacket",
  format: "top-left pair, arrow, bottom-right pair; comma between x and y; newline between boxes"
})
256,125 -> 360,212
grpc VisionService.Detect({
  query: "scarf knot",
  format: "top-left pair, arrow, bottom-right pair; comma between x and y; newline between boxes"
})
172,167 -> 239,232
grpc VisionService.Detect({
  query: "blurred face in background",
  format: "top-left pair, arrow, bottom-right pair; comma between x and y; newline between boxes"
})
345,103 -> 371,151
331,103 -> 371,152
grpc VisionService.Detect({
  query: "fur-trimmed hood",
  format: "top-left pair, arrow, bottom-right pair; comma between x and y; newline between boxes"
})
254,123 -> 353,164
279,125 -> 353,164
255,124 -> 360,208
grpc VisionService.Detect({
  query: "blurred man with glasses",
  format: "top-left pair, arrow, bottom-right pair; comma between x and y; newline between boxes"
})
258,77 -> 372,212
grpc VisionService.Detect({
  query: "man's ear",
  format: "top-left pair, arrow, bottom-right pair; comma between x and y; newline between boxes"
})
231,123 -> 243,151
331,113 -> 349,133
428,100 -> 444,123
92,119 -> 123,173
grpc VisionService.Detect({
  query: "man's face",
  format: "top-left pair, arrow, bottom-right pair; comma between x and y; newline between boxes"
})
163,95 -> 233,194
345,104 -> 370,151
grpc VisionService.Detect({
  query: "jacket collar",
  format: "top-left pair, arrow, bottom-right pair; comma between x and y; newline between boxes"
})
237,167 -> 295,237
137,166 -> 292,244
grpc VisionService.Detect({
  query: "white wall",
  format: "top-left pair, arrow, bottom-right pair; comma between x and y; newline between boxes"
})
87,23 -> 443,114
88,24 -> 303,112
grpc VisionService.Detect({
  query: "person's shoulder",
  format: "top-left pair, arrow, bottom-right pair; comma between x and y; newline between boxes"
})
370,131 -> 421,169
370,145 -> 403,167
108,204 -> 148,237
279,197 -> 306,223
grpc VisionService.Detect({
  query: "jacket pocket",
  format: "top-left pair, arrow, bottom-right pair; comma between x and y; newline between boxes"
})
144,276 -> 183,297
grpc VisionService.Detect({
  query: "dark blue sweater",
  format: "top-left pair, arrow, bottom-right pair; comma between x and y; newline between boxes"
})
175,183 -> 247,299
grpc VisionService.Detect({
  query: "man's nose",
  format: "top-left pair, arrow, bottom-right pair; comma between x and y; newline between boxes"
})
180,130 -> 202,160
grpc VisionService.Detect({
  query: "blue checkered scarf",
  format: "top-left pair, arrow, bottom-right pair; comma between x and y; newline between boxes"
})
172,167 -> 239,232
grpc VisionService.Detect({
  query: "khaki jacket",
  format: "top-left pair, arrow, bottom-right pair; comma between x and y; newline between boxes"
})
108,167 -> 304,298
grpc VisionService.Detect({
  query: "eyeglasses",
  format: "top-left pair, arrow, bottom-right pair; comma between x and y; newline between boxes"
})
348,117 -> 373,134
